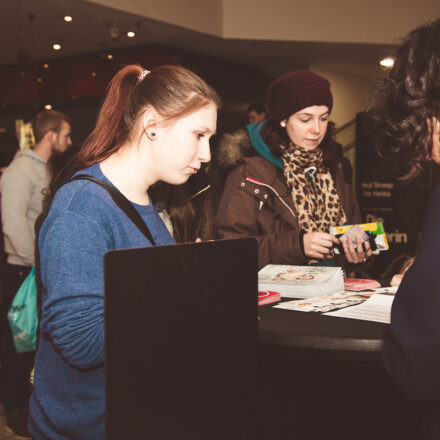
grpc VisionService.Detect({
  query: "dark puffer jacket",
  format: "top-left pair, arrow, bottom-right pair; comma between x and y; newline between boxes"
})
215,129 -> 362,269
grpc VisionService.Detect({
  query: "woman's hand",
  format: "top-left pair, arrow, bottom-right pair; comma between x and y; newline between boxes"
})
303,232 -> 339,260
390,257 -> 414,286
341,234 -> 372,264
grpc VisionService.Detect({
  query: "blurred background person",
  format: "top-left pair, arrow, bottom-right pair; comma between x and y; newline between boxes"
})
247,101 -> 268,124
0,109 -> 71,438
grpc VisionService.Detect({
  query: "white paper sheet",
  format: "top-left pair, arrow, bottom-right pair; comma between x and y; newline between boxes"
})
323,293 -> 394,324
274,291 -> 370,313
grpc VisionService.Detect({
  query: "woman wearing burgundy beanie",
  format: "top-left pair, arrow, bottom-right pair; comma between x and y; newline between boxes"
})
216,70 -> 371,268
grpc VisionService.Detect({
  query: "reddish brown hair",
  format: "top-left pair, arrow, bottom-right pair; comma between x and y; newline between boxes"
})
76,64 -> 220,169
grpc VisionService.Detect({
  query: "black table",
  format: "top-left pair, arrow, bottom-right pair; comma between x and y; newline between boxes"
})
258,300 -> 390,360
256,297 -> 420,440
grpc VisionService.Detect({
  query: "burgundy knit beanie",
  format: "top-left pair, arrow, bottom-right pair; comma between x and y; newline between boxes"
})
266,70 -> 333,122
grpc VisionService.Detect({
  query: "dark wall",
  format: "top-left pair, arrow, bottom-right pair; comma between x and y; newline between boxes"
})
355,111 -> 439,277
0,44 -> 271,157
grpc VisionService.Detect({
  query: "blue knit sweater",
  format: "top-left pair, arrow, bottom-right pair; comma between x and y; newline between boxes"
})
28,163 -> 174,440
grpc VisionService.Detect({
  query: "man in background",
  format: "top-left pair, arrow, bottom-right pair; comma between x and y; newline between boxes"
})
0,110 -> 71,438
247,101 -> 268,124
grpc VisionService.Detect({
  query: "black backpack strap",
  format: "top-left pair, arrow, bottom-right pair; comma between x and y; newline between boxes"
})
71,174 -> 156,246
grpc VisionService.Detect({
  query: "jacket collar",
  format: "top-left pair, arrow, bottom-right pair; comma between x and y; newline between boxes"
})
246,121 -> 284,170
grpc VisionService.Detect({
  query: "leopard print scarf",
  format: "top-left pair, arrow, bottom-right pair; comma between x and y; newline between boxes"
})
281,146 -> 347,233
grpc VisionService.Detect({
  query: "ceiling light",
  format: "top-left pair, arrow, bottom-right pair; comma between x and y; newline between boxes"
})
91,72 -> 97,77
107,54 -> 113,60
52,43 -> 61,51
380,57 -> 394,68
37,78 -> 43,83
43,63 -> 49,69
64,15 -> 73,22
127,31 -> 135,38
45,104 -> 52,110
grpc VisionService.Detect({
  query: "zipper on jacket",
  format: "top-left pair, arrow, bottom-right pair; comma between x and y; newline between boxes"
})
245,176 -> 296,219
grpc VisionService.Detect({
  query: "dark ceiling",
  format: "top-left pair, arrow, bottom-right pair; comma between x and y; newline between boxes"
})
0,0 -> 393,77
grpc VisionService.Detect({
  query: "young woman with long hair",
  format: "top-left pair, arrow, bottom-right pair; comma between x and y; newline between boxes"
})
28,64 -> 220,440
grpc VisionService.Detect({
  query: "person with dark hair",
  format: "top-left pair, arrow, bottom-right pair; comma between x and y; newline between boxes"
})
28,64 -> 219,440
0,110 -> 71,438
369,17 -> 440,439
156,167 -> 220,243
247,101 -> 268,124
216,70 -> 370,269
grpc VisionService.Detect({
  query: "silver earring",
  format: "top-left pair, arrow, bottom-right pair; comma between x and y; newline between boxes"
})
147,132 -> 156,140
280,121 -> 286,128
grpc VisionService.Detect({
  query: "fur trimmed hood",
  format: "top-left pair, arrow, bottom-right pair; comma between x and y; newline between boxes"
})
215,129 -> 253,170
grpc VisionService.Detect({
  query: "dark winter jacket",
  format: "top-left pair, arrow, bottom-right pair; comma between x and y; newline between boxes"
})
215,127 -> 362,269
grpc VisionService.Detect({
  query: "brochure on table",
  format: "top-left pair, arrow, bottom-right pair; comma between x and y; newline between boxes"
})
258,264 -> 344,298
323,294 -> 394,324
274,286 -> 396,314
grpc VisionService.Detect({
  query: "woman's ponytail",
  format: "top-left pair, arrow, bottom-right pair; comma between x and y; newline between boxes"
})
76,65 -> 143,169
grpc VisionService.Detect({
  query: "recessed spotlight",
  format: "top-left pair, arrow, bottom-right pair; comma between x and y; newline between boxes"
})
53,43 -> 61,51
380,57 -> 394,68
127,31 -> 135,38
43,63 -> 49,69
45,104 -> 52,110
91,72 -> 97,77
64,15 -> 73,22
107,54 -> 114,60
37,78 -> 43,83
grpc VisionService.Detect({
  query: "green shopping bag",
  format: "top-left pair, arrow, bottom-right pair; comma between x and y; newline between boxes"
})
7,266 -> 37,353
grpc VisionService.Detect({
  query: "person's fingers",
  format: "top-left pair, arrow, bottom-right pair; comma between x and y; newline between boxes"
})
343,237 -> 362,263
319,232 -> 340,245
355,235 -> 364,254
317,238 -> 336,249
304,232 -> 339,259
353,235 -> 369,263
341,237 -> 354,256
310,244 -> 332,255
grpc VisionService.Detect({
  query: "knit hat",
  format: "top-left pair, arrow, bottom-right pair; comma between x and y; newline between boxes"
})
266,70 -> 333,122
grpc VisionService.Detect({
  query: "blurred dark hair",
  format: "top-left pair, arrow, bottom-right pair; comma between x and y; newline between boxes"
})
247,101 -> 268,116
167,185 -> 216,243
369,17 -> 440,181
153,166 -> 218,243
260,119 -> 343,169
